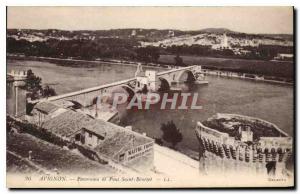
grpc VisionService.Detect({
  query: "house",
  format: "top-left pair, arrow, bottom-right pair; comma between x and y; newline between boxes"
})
94,129 -> 154,170
28,101 -> 66,127
40,109 -> 154,169
95,130 -> 154,163
41,109 -> 117,147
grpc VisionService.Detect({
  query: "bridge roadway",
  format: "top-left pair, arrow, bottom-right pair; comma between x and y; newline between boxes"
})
29,65 -> 200,107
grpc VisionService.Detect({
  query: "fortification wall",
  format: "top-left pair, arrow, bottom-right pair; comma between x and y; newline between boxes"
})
195,114 -> 293,177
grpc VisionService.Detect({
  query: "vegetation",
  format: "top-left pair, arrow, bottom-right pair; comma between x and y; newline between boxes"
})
20,69 -> 56,100
7,36 -> 293,63
174,54 -> 185,66
154,138 -> 164,146
7,37 -> 139,60
164,44 -> 292,61
159,54 -> 294,80
21,69 -> 42,100
136,46 -> 160,63
41,85 -> 57,98
202,117 -> 286,142
160,121 -> 183,149
7,28 -> 293,80
7,115 -> 102,163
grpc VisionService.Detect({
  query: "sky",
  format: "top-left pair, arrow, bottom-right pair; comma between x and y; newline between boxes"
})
7,6 -> 293,34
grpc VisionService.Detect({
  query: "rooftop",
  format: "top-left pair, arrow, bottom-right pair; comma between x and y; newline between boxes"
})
34,101 -> 60,115
201,113 -> 288,141
39,106 -> 153,163
94,130 -> 153,160
82,104 -> 118,122
41,109 -> 118,138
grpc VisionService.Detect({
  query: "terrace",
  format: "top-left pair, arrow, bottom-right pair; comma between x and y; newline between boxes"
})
202,113 -> 287,142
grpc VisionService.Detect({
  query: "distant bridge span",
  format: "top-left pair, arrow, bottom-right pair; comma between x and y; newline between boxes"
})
29,65 -> 202,107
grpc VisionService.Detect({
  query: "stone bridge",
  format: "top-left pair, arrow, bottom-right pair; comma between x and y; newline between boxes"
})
29,65 -> 202,107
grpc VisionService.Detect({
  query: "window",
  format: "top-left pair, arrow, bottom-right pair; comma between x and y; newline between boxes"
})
119,153 -> 125,162
75,134 -> 81,141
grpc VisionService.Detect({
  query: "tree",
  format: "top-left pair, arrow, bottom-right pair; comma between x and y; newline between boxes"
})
21,69 -> 56,100
155,138 -> 164,146
42,85 -> 57,98
23,69 -> 42,92
174,54 -> 185,66
136,46 -> 160,63
21,69 -> 43,100
160,121 -> 183,149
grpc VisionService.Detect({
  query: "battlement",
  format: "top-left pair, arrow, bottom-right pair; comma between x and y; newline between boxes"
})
195,113 -> 293,177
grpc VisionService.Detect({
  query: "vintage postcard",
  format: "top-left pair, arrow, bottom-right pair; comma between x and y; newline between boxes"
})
6,6 -> 294,188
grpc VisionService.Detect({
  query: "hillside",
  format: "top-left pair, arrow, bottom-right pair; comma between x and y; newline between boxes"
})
7,28 -> 294,77
7,28 -> 293,42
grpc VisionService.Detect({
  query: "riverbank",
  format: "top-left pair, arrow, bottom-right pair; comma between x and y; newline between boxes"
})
159,54 -> 294,81
202,69 -> 294,86
7,54 -> 294,86
7,54 -> 170,70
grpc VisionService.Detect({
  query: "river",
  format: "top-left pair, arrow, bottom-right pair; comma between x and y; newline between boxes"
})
7,58 -> 294,154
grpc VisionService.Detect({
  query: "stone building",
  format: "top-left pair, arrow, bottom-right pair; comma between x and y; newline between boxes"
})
34,108 -> 154,171
28,101 -> 66,127
195,113 -> 293,178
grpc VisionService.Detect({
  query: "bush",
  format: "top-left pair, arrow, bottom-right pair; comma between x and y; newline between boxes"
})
160,121 -> 183,149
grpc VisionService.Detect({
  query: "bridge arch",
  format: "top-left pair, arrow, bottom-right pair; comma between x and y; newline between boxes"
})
111,84 -> 135,102
176,70 -> 196,83
158,77 -> 170,92
120,85 -> 135,99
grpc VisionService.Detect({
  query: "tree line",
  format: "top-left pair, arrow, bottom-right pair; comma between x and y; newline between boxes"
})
7,37 -> 293,66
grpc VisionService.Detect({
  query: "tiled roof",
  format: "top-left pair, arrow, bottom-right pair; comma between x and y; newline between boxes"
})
34,102 -> 59,114
41,109 -> 153,161
94,130 -> 153,160
41,110 -> 118,138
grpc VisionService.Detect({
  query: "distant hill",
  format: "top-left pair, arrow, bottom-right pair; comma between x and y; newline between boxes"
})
197,28 -> 237,34
7,28 -> 293,38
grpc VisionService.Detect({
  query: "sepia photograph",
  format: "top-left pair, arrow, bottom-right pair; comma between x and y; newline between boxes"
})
6,6 -> 294,188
